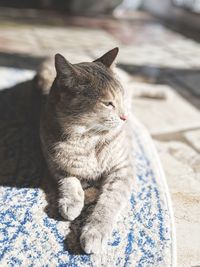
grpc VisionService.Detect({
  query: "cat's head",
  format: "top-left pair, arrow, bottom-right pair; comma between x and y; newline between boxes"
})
51,47 -> 128,134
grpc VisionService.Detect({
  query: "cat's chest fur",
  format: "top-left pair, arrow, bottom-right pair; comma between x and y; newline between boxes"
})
53,132 -> 121,180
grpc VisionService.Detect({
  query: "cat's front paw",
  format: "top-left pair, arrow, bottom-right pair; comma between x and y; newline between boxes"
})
80,225 -> 108,254
59,197 -> 84,221
58,187 -> 84,221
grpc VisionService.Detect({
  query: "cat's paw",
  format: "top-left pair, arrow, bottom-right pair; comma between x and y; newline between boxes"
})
58,186 -> 84,221
58,196 -> 84,221
80,225 -> 108,254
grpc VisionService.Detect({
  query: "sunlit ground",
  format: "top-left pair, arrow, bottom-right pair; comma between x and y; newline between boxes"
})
0,7 -> 200,267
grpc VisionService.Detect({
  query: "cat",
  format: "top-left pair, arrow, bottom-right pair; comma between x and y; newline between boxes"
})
39,47 -> 135,254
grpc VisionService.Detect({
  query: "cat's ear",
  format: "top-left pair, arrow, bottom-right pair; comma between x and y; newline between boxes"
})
94,47 -> 119,68
55,53 -> 76,76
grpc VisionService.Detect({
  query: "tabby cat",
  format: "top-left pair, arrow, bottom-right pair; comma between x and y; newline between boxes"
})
39,48 -> 135,254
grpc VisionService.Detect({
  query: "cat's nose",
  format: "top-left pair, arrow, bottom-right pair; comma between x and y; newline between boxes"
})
120,115 -> 128,121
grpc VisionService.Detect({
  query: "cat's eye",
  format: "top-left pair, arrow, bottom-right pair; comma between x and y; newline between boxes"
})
103,101 -> 115,109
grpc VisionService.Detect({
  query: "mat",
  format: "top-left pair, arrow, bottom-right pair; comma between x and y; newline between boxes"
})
0,68 -> 176,267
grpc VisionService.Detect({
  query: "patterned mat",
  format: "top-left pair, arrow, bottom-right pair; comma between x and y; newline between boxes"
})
0,68 -> 176,267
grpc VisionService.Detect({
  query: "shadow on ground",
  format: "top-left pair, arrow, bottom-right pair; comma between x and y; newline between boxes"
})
119,63 -> 200,110
0,52 -> 45,70
0,78 -> 97,255
0,80 -> 81,254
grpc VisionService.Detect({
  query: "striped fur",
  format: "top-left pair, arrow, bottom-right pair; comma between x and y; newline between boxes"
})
39,49 -> 135,254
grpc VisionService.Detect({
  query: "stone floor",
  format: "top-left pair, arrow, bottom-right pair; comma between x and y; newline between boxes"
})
0,7 -> 200,267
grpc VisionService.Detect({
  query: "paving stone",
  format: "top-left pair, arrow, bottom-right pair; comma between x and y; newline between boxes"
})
0,26 -> 119,57
33,27 -> 119,51
1,17 -> 200,70
0,28 -> 41,54
115,22 -> 200,69
118,45 -> 188,68
155,140 -> 200,267
166,38 -> 200,56
128,81 -> 200,135
92,43 -> 189,68
184,129 -> 200,152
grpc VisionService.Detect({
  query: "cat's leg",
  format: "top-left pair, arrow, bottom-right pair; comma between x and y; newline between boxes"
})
58,176 -> 84,221
80,169 -> 133,254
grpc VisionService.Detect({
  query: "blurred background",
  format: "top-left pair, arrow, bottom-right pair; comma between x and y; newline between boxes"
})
0,1 -> 199,266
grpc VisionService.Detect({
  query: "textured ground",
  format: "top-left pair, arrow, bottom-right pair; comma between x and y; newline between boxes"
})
0,8 -> 200,266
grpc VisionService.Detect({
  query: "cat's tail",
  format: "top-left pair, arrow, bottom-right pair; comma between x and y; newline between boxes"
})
33,57 -> 56,97
31,57 -> 55,125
